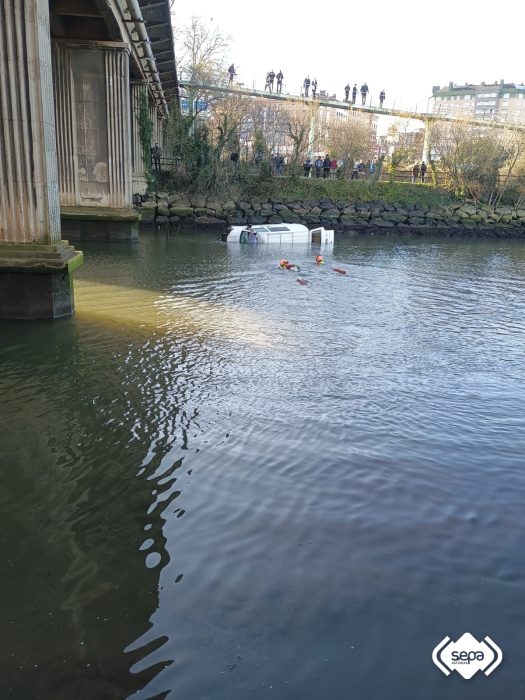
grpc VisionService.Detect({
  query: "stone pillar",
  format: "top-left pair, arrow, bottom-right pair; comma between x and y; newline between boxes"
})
149,102 -> 158,147
131,81 -> 149,195
0,0 -> 82,319
157,115 -> 164,151
105,47 -> 132,208
53,42 -> 77,208
53,41 -> 138,241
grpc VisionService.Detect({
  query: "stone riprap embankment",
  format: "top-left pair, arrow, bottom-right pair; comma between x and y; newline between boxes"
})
137,192 -> 525,237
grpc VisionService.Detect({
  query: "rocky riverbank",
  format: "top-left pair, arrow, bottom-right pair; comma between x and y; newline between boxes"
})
137,192 -> 525,237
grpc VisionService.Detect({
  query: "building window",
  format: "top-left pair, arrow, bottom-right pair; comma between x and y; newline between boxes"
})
464,95 -> 471,99
503,93 -> 510,98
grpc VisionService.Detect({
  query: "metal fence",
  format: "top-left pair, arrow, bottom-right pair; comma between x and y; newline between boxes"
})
274,165 -> 442,183
152,158 -> 524,188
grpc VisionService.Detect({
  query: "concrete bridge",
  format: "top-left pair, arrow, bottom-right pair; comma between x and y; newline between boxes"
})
0,0 -> 177,319
180,81 -> 525,132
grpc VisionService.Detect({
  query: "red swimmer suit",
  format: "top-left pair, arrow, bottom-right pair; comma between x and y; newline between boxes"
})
279,259 -> 300,271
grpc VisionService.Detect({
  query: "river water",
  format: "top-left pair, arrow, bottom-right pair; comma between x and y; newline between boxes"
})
1,231 -> 525,699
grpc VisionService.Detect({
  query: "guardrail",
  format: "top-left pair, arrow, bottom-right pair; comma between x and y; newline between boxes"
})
151,158 -> 524,187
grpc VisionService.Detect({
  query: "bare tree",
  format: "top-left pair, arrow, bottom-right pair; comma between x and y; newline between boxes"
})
326,116 -> 373,177
489,129 -> 525,205
428,119 -> 510,199
175,16 -> 231,118
281,103 -> 317,172
206,93 -> 252,159
386,119 -> 424,179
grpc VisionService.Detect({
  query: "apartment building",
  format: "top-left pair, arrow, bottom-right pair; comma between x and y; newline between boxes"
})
431,80 -> 525,124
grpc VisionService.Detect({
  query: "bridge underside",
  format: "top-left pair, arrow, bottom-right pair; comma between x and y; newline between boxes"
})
0,0 -> 177,318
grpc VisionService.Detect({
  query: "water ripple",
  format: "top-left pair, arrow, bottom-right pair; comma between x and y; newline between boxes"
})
2,233 -> 525,699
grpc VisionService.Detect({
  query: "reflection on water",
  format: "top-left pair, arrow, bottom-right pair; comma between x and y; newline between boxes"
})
75,279 -> 278,346
1,232 -> 525,699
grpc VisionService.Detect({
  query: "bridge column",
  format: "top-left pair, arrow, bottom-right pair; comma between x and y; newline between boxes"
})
157,116 -> 164,154
0,0 -> 82,320
131,81 -> 149,196
422,119 -> 431,162
53,41 -> 138,241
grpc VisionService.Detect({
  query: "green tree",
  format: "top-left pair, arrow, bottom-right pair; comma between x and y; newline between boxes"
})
138,92 -> 154,186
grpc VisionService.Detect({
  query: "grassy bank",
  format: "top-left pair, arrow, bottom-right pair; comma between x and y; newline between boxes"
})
236,177 -> 459,207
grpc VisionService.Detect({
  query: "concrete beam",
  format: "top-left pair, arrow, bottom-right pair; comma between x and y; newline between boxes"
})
50,0 -> 101,17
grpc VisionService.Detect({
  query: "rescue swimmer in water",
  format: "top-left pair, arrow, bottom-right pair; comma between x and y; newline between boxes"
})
315,255 -> 324,265
279,259 -> 300,272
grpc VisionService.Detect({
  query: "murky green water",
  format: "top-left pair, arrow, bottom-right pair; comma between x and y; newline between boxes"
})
1,231 -> 525,699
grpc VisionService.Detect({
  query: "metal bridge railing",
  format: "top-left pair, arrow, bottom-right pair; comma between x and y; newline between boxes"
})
150,157 -> 524,188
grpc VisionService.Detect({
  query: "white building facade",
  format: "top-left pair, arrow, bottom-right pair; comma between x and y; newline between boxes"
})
432,80 -> 525,124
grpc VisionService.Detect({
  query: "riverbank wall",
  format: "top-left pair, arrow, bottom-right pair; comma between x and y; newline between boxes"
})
137,192 -> 525,237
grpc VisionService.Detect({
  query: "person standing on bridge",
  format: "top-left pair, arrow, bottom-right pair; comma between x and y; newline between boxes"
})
360,83 -> 369,105
228,64 -> 236,83
264,72 -> 271,91
352,84 -> 357,104
268,70 -> 276,92
379,89 -> 385,108
411,162 -> 420,183
344,83 -> 350,102
311,78 -> 318,99
303,76 -> 311,97
276,70 -> 284,93
420,161 -> 427,182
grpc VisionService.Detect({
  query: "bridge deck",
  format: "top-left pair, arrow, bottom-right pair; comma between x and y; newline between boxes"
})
179,81 -> 525,131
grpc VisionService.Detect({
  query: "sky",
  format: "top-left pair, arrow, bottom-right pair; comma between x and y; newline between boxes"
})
174,0 -> 525,131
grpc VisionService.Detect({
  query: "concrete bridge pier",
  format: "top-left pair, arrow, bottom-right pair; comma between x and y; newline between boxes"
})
0,0 -> 83,320
131,81 -> 149,196
54,40 -> 139,242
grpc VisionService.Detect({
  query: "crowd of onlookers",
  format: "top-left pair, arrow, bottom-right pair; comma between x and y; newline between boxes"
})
227,65 -> 387,107
301,156 -> 378,178
232,152 -> 431,183
411,161 -> 428,182
267,155 -> 380,179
